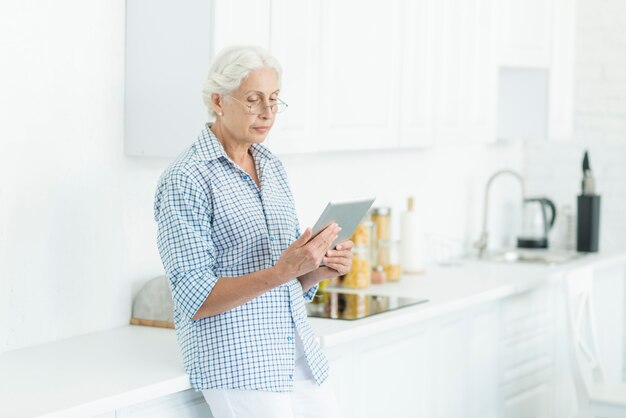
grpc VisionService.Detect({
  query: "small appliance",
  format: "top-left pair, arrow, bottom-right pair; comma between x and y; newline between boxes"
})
517,198 -> 557,249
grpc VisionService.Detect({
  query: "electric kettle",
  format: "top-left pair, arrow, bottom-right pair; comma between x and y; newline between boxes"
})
517,198 -> 557,249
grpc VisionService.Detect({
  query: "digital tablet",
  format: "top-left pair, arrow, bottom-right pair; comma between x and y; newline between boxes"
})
309,197 -> 376,249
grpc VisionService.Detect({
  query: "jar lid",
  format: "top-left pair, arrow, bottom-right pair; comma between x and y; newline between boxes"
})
375,265 -> 384,272
372,207 -> 391,216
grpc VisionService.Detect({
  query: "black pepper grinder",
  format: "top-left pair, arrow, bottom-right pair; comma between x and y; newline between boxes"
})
577,150 -> 601,252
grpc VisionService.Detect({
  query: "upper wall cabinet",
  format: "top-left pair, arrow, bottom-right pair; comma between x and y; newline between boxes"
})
398,0 -> 436,148
496,0 -> 576,141
124,0 -> 213,157
212,0 -> 271,51
432,0 -> 497,146
267,0 -> 321,154
498,0 -> 554,68
317,0 -> 402,152
211,0 -> 499,154
125,0 -> 575,157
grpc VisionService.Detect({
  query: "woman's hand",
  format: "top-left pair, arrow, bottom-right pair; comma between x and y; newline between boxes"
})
274,223 -> 341,281
296,239 -> 354,293
320,239 -> 354,276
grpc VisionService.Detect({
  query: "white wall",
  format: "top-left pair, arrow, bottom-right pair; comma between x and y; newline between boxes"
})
0,0 -> 523,353
524,0 -> 626,253
0,1 -> 167,353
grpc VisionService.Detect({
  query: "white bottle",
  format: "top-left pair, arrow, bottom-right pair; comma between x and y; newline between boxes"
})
400,197 -> 425,274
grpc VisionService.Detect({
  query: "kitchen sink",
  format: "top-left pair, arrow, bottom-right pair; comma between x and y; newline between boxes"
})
483,249 -> 586,265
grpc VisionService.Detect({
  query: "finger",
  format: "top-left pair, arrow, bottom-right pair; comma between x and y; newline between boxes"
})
324,233 -> 340,252
335,240 -> 354,251
325,249 -> 352,258
313,224 -> 340,251
322,256 -> 350,269
295,228 -> 312,246
323,261 -> 348,273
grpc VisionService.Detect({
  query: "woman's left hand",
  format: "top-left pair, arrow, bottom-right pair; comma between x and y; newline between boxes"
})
320,239 -> 354,276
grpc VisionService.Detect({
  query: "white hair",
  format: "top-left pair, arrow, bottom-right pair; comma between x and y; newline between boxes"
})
202,45 -> 282,120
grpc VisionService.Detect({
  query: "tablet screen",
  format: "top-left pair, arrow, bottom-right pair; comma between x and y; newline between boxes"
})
309,197 -> 376,249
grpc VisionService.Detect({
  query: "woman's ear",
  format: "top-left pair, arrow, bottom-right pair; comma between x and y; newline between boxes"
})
211,93 -> 224,116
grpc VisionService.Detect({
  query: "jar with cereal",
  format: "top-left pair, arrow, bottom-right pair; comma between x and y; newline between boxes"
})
342,218 -> 372,289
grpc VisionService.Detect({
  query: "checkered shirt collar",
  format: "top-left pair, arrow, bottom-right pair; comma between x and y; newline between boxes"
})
195,124 -> 275,163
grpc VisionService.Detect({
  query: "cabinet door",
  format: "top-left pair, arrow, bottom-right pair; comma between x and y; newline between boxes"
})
116,389 -> 212,418
212,0 -> 271,53
356,329 -> 434,418
498,288 -> 555,418
466,308 -> 499,418
398,0 -> 435,148
266,0 -> 321,154
433,307 -> 498,418
318,0 -> 402,151
496,0 -> 575,142
432,0 -> 497,145
497,0 -> 554,68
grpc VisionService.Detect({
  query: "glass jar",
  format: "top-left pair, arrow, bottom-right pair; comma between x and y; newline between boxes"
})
342,217 -> 373,289
371,207 -> 391,267
371,207 -> 391,241
371,265 -> 387,284
343,246 -> 371,289
380,240 -> 402,281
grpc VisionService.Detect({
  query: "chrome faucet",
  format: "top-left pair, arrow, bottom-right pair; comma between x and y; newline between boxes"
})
475,170 -> 526,258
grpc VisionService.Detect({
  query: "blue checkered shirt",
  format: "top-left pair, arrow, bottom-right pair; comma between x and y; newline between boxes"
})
154,125 -> 329,392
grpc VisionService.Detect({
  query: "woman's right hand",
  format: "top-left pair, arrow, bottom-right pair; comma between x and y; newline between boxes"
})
274,223 -> 341,281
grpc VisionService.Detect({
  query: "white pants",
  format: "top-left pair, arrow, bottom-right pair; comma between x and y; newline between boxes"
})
201,377 -> 341,418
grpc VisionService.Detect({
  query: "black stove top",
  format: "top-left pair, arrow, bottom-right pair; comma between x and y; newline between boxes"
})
306,290 -> 428,320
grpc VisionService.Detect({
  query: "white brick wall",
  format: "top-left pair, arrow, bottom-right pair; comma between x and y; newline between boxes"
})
525,0 -> 626,253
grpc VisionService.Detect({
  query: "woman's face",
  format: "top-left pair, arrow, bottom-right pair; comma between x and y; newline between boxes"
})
215,67 -> 280,145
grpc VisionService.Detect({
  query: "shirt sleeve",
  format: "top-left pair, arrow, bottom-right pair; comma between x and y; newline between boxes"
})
295,225 -> 319,303
155,172 -> 218,323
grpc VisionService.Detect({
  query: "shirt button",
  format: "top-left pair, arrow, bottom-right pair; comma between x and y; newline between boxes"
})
289,374 -> 293,380
269,235 -> 276,242
287,336 -> 293,342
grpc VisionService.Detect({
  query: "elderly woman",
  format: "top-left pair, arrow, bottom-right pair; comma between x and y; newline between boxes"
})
154,45 -> 352,418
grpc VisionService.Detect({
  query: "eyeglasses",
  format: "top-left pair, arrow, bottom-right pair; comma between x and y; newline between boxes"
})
227,95 -> 288,115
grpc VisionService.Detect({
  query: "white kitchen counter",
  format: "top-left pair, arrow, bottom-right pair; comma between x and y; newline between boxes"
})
312,251 -> 626,349
2,251 -> 624,418
0,326 -> 188,418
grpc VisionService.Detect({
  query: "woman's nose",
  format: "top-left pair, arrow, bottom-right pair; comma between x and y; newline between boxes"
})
259,105 -> 273,119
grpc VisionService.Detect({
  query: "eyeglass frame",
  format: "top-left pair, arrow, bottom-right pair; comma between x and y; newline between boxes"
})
226,94 -> 288,115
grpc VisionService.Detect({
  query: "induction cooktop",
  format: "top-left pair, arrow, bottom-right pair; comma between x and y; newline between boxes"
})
306,290 -> 429,320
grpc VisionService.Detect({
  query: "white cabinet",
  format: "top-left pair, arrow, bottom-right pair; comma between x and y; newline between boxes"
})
355,326 -> 434,417
325,326 -> 434,418
210,0 -> 499,154
326,304 -> 499,418
116,389 -> 212,418
496,0 -> 576,141
126,0 -> 575,156
498,0 -> 554,68
432,0 -> 497,145
398,0 -> 435,148
497,287 -> 555,418
212,0 -> 271,53
318,0 -> 402,151
322,286 -> 565,418
271,0 -> 404,153
266,0 -> 321,154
